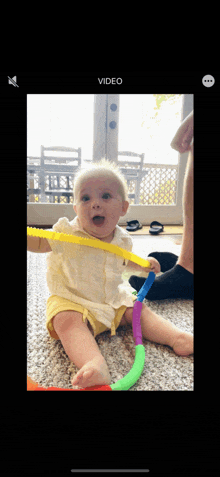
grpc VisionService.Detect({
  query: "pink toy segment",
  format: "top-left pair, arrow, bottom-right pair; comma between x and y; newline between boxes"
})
132,300 -> 143,346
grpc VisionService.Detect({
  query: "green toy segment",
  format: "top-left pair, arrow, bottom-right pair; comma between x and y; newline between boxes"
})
110,344 -> 145,390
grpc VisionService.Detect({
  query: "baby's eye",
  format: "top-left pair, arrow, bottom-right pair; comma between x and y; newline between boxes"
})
102,193 -> 111,199
81,195 -> 90,202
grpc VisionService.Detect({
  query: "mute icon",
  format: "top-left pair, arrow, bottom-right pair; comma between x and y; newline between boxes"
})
7,75 -> 19,87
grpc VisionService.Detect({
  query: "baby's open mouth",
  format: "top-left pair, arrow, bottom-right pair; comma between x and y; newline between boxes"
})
92,216 -> 105,226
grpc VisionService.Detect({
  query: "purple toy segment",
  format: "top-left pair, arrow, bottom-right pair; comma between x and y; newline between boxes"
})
132,300 -> 143,345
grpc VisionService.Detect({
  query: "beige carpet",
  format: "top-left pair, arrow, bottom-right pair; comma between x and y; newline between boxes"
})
27,236 -> 193,391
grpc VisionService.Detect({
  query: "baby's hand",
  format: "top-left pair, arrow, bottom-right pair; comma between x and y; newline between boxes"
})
144,257 -> 161,274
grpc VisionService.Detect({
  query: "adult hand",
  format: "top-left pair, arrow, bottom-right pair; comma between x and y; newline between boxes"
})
171,110 -> 193,153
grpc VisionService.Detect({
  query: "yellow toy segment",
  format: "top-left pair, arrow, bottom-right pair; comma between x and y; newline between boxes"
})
27,227 -> 151,269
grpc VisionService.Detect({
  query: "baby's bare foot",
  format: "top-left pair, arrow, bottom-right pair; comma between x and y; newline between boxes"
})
71,356 -> 111,389
172,331 -> 194,356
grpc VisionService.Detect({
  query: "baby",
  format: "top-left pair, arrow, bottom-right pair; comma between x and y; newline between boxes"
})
27,159 -> 193,389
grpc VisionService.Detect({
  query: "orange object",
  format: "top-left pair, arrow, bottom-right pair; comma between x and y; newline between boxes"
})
27,376 -> 39,390
27,376 -> 112,391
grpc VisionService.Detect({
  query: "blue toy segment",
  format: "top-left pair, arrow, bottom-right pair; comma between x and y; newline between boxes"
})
137,271 -> 156,302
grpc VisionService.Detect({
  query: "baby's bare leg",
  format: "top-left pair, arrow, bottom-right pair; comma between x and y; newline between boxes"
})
53,311 -> 111,388
123,303 -> 193,356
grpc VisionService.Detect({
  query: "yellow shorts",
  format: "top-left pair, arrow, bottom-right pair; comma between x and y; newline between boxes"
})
46,295 -> 136,340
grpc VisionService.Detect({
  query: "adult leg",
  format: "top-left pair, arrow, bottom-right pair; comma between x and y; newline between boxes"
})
129,119 -> 194,300
144,145 -> 194,299
147,112 -> 194,273
177,146 -> 193,273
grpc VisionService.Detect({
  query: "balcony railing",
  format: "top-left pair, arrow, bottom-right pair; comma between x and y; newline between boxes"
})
27,155 -> 178,206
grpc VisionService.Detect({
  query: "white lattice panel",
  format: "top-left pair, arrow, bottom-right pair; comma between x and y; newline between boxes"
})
28,165 -> 178,206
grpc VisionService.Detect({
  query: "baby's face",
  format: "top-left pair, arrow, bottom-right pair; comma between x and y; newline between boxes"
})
73,177 -> 129,242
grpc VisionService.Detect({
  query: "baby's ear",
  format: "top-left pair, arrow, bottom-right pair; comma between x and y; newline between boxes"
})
121,200 -> 130,216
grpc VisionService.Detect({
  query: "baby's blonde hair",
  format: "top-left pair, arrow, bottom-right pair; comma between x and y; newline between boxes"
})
73,158 -> 129,206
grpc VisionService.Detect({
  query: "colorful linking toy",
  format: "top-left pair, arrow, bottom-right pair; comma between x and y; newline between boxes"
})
27,227 -> 155,391
27,227 -> 152,269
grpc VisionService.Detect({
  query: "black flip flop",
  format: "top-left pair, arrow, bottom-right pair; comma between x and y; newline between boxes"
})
149,221 -> 164,235
126,220 -> 143,232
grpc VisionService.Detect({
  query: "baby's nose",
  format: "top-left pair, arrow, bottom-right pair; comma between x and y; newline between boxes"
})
92,199 -> 101,208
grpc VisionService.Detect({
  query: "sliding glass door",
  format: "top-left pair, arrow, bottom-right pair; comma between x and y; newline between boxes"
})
93,93 -> 193,225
